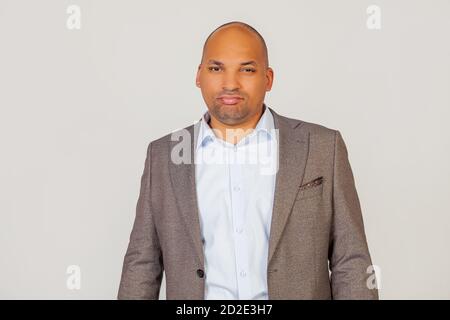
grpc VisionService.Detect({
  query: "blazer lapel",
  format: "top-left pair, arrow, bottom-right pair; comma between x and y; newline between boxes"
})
267,108 -> 310,264
168,122 -> 205,266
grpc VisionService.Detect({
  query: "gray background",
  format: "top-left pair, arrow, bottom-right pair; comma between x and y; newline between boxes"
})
1,0 -> 449,299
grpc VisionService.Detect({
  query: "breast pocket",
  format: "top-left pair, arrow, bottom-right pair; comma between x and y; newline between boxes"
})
295,177 -> 324,200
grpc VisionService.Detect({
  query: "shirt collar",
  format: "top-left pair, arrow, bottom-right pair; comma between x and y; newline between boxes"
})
196,103 -> 275,151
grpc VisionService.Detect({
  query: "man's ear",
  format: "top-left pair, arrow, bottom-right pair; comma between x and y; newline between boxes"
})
265,67 -> 274,91
195,64 -> 201,88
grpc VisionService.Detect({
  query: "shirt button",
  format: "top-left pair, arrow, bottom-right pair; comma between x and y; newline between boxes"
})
240,270 -> 247,277
236,228 -> 243,234
233,186 -> 241,192
197,269 -> 204,278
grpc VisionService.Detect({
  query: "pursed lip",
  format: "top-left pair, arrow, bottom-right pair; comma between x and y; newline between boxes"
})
216,95 -> 244,105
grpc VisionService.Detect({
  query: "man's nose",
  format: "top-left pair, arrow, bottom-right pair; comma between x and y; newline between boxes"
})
222,71 -> 241,91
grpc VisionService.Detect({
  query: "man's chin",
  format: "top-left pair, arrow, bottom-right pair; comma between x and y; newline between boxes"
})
212,108 -> 245,124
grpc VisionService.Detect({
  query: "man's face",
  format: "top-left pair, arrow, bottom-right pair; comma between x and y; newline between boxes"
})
196,26 -> 274,127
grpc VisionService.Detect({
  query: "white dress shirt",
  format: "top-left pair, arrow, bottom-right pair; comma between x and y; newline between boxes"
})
194,104 -> 278,300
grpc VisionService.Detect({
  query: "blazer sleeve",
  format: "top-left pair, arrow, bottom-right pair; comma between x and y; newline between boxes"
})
328,130 -> 379,300
118,142 -> 164,299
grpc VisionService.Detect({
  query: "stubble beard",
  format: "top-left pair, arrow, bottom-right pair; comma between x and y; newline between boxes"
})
209,101 -> 251,126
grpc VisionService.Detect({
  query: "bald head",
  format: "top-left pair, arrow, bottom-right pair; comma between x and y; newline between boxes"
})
200,21 -> 269,68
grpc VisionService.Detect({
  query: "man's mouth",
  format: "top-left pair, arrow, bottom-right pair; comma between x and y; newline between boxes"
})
216,96 -> 243,105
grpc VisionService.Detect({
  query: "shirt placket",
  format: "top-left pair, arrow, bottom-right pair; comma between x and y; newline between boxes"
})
229,142 -> 252,299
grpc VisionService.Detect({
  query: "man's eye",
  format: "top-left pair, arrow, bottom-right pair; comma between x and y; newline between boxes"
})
208,66 -> 221,72
242,68 -> 256,73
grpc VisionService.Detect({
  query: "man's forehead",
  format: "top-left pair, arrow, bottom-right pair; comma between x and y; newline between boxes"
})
203,38 -> 265,63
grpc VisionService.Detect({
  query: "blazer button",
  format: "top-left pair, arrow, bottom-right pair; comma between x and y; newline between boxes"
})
197,269 -> 204,278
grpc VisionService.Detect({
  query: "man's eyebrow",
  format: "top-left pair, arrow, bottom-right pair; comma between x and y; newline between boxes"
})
240,60 -> 258,66
207,59 -> 224,65
207,60 -> 258,66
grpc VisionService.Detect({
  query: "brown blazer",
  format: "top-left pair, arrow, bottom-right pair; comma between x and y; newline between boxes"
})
118,107 -> 379,300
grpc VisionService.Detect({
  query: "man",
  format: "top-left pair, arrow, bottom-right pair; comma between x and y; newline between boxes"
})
118,21 -> 378,300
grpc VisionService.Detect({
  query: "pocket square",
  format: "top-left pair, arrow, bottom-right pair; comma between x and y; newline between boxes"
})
299,176 -> 323,190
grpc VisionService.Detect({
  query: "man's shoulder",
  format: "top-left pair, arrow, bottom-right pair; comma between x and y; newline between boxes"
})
275,112 -> 342,159
273,110 -> 338,139
147,121 -> 198,152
